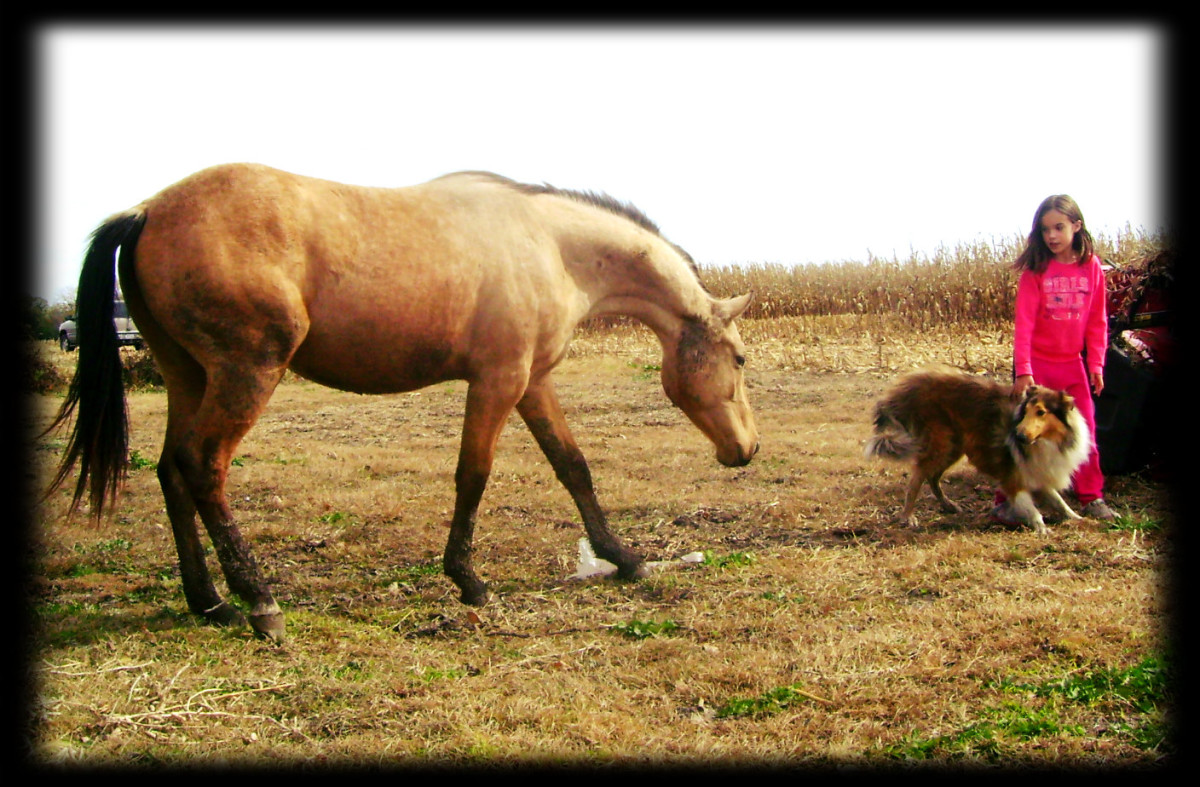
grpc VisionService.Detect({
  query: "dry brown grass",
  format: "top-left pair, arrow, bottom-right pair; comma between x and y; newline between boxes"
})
23,314 -> 1174,769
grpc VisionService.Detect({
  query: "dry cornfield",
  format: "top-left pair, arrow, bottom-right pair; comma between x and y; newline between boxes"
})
22,230 -> 1176,771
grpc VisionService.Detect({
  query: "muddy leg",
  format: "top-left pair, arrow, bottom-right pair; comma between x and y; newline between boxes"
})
158,455 -> 245,628
517,379 -> 645,579
173,370 -> 287,639
197,503 -> 284,638
156,375 -> 246,628
444,463 -> 490,606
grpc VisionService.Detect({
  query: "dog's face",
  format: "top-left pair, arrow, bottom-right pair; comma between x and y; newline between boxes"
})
1012,385 -> 1076,447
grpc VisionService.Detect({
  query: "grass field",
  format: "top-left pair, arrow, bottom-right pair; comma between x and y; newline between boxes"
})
22,297 -> 1176,769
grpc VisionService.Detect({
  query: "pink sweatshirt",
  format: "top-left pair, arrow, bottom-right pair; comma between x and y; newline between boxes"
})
1013,254 -> 1108,378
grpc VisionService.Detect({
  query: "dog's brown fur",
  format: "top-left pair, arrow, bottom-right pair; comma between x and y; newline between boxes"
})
865,366 -> 1091,533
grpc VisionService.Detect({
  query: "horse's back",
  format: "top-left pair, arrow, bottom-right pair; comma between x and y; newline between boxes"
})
128,164 -> 575,394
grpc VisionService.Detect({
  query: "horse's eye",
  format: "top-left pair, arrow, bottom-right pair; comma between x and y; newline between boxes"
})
735,354 -> 746,368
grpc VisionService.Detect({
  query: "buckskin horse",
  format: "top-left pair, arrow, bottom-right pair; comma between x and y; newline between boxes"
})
45,163 -> 759,640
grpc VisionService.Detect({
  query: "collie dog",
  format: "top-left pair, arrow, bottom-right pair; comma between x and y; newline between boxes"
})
864,366 -> 1091,534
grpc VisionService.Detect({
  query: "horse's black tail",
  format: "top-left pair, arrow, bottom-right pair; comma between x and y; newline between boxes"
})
43,209 -> 148,519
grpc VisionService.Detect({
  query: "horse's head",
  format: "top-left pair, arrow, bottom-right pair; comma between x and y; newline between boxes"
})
660,293 -> 759,467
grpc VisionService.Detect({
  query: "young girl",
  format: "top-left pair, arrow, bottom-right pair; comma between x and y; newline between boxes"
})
994,194 -> 1116,523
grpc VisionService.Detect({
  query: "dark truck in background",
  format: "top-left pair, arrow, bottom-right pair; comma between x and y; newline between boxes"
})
58,298 -> 143,352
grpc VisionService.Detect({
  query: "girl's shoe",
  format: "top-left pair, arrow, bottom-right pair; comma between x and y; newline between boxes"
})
1081,499 -> 1116,520
989,502 -> 1025,526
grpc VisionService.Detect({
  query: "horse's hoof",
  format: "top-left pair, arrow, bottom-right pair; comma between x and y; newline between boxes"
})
460,582 -> 490,607
201,601 -> 247,628
617,561 -> 648,581
249,612 -> 286,642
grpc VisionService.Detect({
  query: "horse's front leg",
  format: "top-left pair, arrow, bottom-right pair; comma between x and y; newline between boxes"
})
517,378 -> 645,580
443,377 -> 527,605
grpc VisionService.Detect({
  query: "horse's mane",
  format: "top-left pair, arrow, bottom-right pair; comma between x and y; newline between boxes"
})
454,171 -> 701,276
517,180 -> 664,237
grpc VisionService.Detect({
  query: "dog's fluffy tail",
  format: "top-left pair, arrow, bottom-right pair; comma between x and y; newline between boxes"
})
864,407 -> 916,461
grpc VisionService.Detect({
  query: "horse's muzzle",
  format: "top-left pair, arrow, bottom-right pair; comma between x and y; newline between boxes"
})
719,440 -> 759,468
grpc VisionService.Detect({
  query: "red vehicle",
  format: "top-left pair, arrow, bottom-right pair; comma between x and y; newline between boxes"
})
1094,251 -> 1173,477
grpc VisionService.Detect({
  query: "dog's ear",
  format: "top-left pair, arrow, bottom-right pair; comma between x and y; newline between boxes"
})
1012,383 -> 1038,404
1039,389 -> 1076,420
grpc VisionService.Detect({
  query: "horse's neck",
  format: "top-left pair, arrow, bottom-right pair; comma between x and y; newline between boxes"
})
570,232 -> 709,343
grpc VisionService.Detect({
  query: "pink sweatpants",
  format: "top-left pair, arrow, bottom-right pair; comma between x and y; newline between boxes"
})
997,356 -> 1105,505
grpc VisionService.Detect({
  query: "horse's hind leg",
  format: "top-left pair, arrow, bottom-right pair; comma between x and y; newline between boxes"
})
123,272 -> 251,629
158,379 -> 246,628
172,367 -> 290,639
517,378 -> 644,580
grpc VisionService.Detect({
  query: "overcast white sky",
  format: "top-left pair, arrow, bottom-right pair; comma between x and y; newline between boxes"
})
34,24 -> 1165,304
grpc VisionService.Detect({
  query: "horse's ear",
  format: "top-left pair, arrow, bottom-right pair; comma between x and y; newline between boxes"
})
714,292 -> 752,324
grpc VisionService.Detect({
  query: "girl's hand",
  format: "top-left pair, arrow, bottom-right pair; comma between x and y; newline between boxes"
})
1090,370 -> 1105,397
1013,375 -> 1035,397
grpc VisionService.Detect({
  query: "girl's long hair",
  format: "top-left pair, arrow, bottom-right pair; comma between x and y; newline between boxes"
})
1013,194 -> 1096,273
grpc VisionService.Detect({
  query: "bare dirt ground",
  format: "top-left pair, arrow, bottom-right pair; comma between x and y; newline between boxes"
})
22,330 -> 1176,770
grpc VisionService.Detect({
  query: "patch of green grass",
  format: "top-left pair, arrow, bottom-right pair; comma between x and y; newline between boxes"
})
610,619 -> 680,640
384,560 -> 442,585
987,700 -> 1086,739
38,599 -> 102,618
760,590 -> 806,604
318,511 -> 355,526
1107,513 -> 1163,533
128,450 -> 156,470
716,684 -> 815,719
997,655 -> 1171,719
628,361 -> 661,381
95,538 -> 134,554
322,660 -> 370,682
72,538 -> 133,555
883,701 -> 1086,761
886,655 -> 1173,761
121,584 -> 173,604
58,538 -> 136,577
414,666 -> 469,683
63,563 -> 97,578
702,550 -> 756,570
883,724 -> 1000,761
